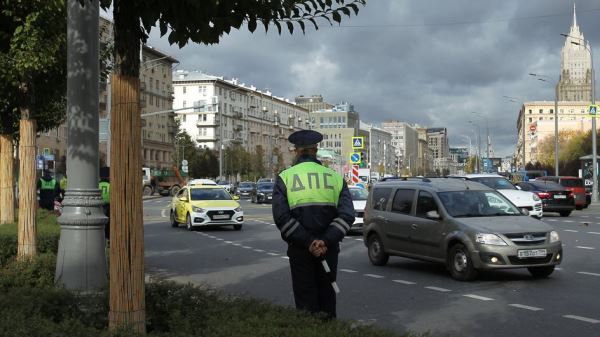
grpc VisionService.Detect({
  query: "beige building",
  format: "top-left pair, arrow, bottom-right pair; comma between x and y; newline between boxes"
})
360,122 -> 395,175
381,121 -> 420,175
295,95 -> 333,112
172,70 -> 309,177
516,101 -> 592,166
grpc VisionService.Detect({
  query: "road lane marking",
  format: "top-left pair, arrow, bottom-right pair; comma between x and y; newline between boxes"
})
509,304 -> 543,311
393,280 -> 416,285
563,230 -> 578,232
588,232 -> 600,235
161,209 -> 167,218
281,256 -> 289,260
555,267 -> 563,270
340,269 -> 358,273
425,286 -> 451,292
562,315 -> 600,324
364,274 -> 385,279
270,224 -> 276,226
463,294 -> 494,301
563,220 -> 574,223
232,243 -> 241,246
224,241 -> 233,244
267,253 -> 279,256
242,246 -> 251,249
575,246 -> 595,250
354,238 -> 363,241
581,216 -> 589,218
254,249 -> 265,252
577,271 -> 600,277
547,219 -> 558,222
216,238 -> 224,241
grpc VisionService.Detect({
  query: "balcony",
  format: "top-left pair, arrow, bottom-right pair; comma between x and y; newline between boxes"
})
196,135 -> 218,142
140,82 -> 146,91
234,125 -> 243,132
197,120 -> 219,127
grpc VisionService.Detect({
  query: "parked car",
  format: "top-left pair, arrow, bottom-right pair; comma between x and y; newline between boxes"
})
450,174 -> 543,219
170,185 -> 243,231
349,186 -> 368,233
251,182 -> 275,203
217,180 -> 233,193
536,176 -> 587,210
363,177 -> 562,281
257,178 -> 274,184
235,181 -> 256,198
515,180 -> 575,217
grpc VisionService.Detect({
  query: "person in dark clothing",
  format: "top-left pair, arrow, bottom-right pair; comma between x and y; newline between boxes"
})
272,130 -> 355,319
37,170 -> 60,211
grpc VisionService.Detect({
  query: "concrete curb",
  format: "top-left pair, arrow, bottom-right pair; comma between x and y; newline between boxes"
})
143,195 -> 166,201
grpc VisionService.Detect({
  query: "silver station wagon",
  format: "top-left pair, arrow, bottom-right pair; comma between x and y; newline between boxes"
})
363,178 -> 563,281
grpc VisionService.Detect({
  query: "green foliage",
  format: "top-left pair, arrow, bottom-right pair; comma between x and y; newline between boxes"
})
0,0 -> 67,132
0,209 -> 60,266
252,145 -> 267,179
174,131 -> 219,178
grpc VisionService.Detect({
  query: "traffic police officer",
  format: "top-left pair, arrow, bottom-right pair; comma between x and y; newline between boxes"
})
99,167 -> 110,240
272,130 -> 355,318
37,170 -> 60,210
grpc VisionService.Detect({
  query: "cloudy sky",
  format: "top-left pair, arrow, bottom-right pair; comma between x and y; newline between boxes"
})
132,0 -> 600,157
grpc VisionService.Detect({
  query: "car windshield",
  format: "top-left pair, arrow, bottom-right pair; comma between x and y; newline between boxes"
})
470,177 -> 517,190
350,188 -> 368,200
530,181 -> 565,191
239,183 -> 254,188
190,188 -> 232,201
257,183 -> 274,191
438,190 -> 521,217
560,179 -> 583,188
217,181 -> 229,185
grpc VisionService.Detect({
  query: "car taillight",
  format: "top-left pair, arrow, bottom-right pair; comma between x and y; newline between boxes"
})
567,191 -> 573,198
537,192 -> 551,199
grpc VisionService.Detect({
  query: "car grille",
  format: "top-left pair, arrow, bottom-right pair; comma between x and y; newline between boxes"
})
508,254 -> 553,265
504,232 -> 547,246
534,204 -> 542,211
207,210 -> 234,220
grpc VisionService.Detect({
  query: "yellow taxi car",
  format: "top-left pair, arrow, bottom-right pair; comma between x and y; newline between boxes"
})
170,184 -> 243,231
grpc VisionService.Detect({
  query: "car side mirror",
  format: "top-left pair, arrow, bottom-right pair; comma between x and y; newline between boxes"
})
233,195 -> 240,200
426,210 -> 441,220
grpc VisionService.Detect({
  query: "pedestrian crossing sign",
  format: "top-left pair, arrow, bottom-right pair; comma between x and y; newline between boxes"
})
589,104 -> 598,116
352,137 -> 364,150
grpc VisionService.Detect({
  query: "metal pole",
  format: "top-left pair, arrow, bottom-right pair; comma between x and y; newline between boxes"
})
219,106 -> 223,180
485,118 -> 490,159
590,42 -> 598,202
56,0 -> 107,290
522,106 -> 526,169
554,83 -> 559,176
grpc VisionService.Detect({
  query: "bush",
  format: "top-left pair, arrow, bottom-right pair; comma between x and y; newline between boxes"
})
0,209 -> 61,266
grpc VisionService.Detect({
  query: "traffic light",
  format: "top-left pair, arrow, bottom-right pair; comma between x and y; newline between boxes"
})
359,152 -> 366,168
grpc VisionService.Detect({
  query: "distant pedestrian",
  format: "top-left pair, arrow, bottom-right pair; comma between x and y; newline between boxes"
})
272,130 -> 355,319
59,174 -> 67,200
99,167 -> 110,241
37,170 -> 60,211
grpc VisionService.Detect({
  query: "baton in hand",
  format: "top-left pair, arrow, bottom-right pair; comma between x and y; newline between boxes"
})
320,257 -> 340,294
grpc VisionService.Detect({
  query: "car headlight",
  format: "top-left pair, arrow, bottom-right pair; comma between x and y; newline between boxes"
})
532,194 -> 541,201
475,233 -> 508,246
549,230 -> 560,243
258,192 -> 264,196
192,206 -> 205,213
234,207 -> 242,212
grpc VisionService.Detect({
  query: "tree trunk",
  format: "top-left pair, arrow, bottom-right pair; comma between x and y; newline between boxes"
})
108,73 -> 145,334
0,134 -> 15,224
18,119 -> 37,259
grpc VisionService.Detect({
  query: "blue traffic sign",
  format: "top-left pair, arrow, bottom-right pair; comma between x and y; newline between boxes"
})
350,152 -> 361,164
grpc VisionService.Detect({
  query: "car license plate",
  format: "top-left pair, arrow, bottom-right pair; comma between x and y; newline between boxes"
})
518,249 -> 547,258
554,195 -> 566,199
213,215 -> 230,220
268,196 -> 272,199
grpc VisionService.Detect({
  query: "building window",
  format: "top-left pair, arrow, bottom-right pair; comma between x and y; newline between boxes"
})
183,86 -> 186,93
550,109 -> 554,114
528,109 -> 532,114
183,100 -> 186,107
539,109 -> 543,114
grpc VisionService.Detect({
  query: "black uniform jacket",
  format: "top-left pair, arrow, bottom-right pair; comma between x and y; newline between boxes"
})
272,155 -> 355,250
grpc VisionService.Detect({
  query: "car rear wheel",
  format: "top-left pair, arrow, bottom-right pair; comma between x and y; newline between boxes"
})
367,234 -> 389,266
527,265 -> 555,278
186,214 -> 193,231
559,211 -> 571,217
447,243 -> 478,281
143,185 -> 153,196
233,224 -> 242,231
170,185 -> 181,197
170,210 -> 178,228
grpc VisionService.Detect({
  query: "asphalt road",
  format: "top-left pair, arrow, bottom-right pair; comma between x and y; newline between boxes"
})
143,196 -> 600,337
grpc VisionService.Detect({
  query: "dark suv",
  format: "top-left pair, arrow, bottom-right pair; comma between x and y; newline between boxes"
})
363,178 -> 562,281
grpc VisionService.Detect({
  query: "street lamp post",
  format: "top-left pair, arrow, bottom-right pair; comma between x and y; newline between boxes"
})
502,96 -> 526,170
529,73 -> 559,176
471,112 -> 490,159
469,120 -> 481,173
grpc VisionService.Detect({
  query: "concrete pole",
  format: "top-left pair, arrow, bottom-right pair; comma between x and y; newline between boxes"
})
55,0 -> 108,290
554,84 -> 559,176
590,43 -> 598,202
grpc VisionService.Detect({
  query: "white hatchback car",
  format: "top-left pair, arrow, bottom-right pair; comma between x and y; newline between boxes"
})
454,174 -> 543,219
349,186 -> 368,232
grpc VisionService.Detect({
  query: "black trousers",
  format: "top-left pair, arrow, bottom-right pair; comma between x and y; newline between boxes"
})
287,243 -> 339,318
102,204 -> 110,240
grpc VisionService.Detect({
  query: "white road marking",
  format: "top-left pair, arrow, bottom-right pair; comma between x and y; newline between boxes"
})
425,286 -> 451,292
354,238 -> 363,241
393,280 -> 416,285
547,219 -> 558,222
242,246 -> 251,249
216,238 -> 224,241
232,243 -> 241,246
270,224 -> 276,226
563,220 -> 574,223
224,241 -> 233,244
555,267 -> 563,271
267,252 -> 279,256
563,229 -> 579,232
463,294 -> 494,301
509,304 -> 543,311
562,315 -> 600,324
281,256 -> 289,260
340,269 -> 358,273
577,271 -> 600,277
581,216 -> 589,218
364,274 -> 385,279
575,246 -> 595,250
588,232 -> 600,235
161,209 -> 167,218
254,249 -> 265,253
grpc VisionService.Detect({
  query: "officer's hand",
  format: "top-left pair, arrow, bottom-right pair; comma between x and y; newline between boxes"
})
309,240 -> 327,257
